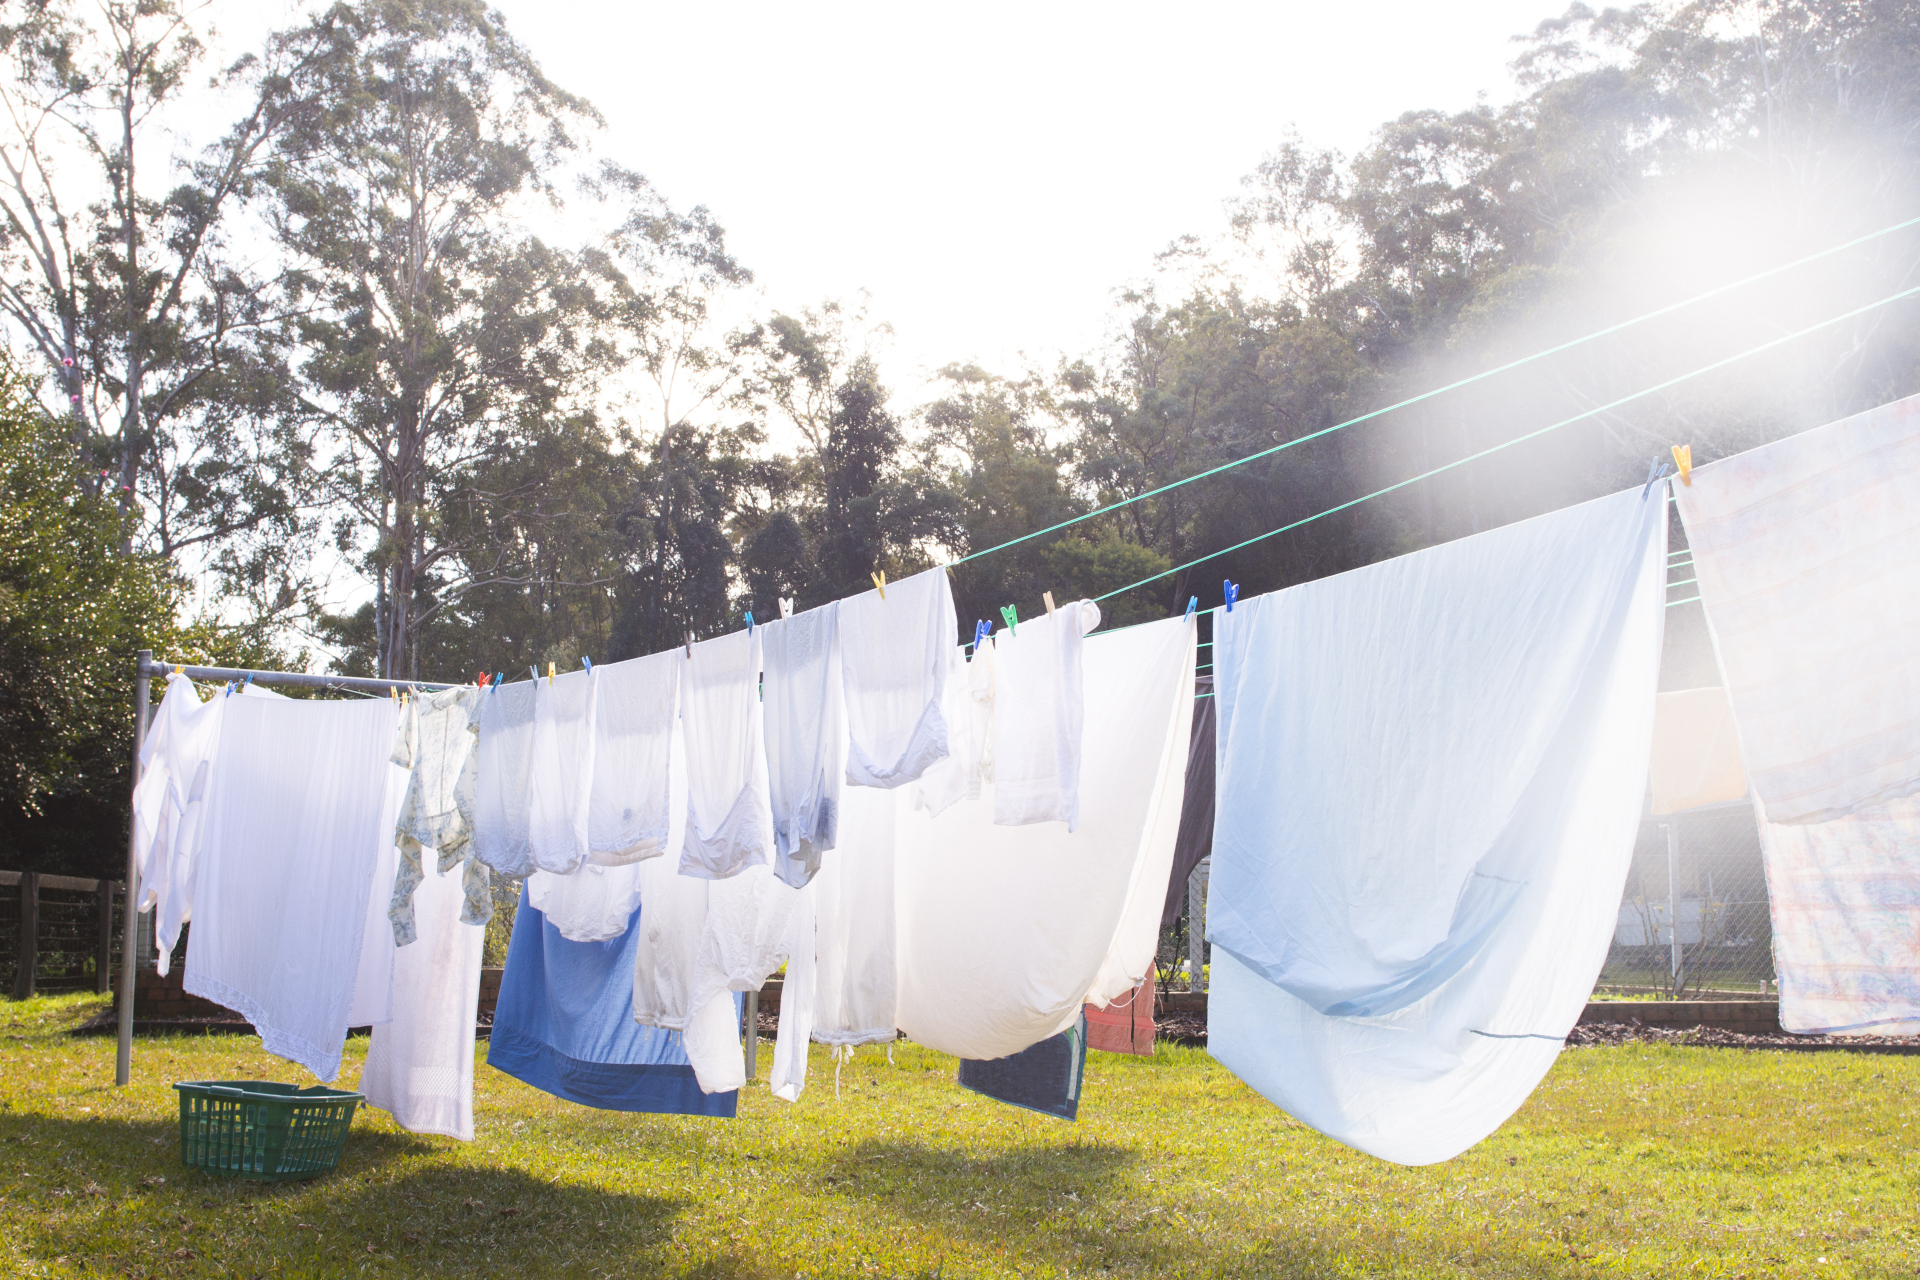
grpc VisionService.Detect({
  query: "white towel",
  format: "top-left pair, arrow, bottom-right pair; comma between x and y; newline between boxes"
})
839,567 -> 957,789
528,667 -> 597,873
472,681 -> 537,877
678,629 -> 772,880
360,853 -> 485,1140
992,601 -> 1098,830
893,613 -> 1196,1059
589,650 -> 678,863
1207,484 -> 1666,1165
1672,392 -> 1920,824
761,604 -> 844,886
184,696 -> 404,1082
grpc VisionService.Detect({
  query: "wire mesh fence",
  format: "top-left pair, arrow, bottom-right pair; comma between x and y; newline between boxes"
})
0,875 -> 125,998
1598,803 -> 1775,999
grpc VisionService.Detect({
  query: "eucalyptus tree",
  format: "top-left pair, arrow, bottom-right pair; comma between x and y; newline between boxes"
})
0,0 -> 340,617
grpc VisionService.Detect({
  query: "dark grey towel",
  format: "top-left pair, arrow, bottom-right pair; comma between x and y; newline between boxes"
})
1160,677 -> 1216,934
956,1012 -> 1088,1121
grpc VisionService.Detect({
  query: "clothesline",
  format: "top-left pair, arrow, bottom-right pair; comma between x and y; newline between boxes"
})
948,214 -> 1920,570
1086,279 -> 1920,605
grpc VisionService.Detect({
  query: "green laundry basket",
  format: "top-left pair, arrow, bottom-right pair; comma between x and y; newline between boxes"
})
173,1081 -> 361,1181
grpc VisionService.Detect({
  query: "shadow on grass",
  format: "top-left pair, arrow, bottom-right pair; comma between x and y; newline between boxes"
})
0,1111 -> 754,1279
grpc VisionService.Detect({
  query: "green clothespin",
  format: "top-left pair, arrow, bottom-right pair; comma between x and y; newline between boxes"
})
999,604 -> 1018,637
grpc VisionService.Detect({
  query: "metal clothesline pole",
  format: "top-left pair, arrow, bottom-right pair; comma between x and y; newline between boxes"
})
116,652 -> 462,1087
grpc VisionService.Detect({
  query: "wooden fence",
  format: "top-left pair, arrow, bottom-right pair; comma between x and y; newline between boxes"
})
0,871 -> 125,1000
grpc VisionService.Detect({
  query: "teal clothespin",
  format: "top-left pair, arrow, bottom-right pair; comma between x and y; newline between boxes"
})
745,610 -> 754,635
999,604 -> 1018,637
493,672 -> 504,692
1184,596 -> 1198,620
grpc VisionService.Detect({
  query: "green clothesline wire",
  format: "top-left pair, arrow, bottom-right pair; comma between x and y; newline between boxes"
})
1091,279 -> 1920,605
951,214 -> 1920,570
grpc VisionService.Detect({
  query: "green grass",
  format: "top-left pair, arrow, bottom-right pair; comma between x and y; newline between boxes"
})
1,993 -> 1916,1278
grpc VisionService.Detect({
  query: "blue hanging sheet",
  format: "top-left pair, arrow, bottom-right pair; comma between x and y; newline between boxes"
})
487,883 -> 737,1116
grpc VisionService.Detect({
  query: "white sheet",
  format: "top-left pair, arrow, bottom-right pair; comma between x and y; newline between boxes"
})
528,667 -> 597,873
132,675 -> 228,975
992,601 -> 1097,830
761,603 -> 844,886
678,629 -> 772,880
893,613 -> 1195,1059
589,650 -> 678,863
360,852 -> 485,1139
184,696 -> 404,1082
1206,484 -> 1666,1165
471,681 -> 537,877
839,567 -> 956,789
1672,392 -> 1920,824
1648,687 -> 1748,815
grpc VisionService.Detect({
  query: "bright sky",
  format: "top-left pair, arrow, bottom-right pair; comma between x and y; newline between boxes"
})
483,0 -> 1558,393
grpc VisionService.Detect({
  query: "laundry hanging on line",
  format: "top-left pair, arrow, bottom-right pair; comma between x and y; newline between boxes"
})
1674,392 -> 1920,1035
1207,483 -> 1667,1166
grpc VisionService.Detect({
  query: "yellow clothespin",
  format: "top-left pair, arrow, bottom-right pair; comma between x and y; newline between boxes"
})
1671,444 -> 1692,487
871,570 -> 886,600
1042,591 -> 1056,618
547,661 -> 555,685
174,664 -> 183,676
389,686 -> 397,700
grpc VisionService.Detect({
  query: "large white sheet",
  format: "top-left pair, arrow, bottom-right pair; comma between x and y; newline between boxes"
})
1207,484 -> 1666,1165
132,675 -> 227,976
1672,392 -> 1920,824
893,613 -> 1195,1059
185,696 -> 404,1082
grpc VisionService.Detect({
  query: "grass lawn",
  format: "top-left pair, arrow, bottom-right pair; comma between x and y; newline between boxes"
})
1,994 -> 1915,1278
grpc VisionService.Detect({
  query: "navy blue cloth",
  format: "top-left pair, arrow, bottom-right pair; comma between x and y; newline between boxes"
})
957,1012 -> 1088,1121
487,884 -> 737,1116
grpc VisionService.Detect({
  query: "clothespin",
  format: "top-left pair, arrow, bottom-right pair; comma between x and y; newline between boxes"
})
744,611 -> 754,635
493,672 -> 504,692
972,619 -> 991,650
174,664 -> 183,676
1223,580 -> 1240,614
1641,458 -> 1673,499
582,656 -> 592,673
389,686 -> 397,700
779,597 -> 794,619
476,671 -> 488,687
685,630 -> 695,659
999,604 -> 1018,637
1042,591 -> 1056,618
1671,444 -> 1693,487
871,570 -> 887,600
243,673 -> 253,693
529,666 -> 538,684
1184,596 -> 1198,620
547,661 -> 555,685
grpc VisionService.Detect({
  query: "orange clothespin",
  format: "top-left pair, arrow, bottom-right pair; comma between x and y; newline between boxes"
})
871,570 -> 886,600
1042,591 -> 1056,618
1671,444 -> 1693,487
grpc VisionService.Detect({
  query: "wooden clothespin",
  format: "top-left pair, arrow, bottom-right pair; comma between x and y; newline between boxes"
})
999,604 -> 1018,637
389,685 -> 397,700
1671,444 -> 1693,487
871,570 -> 887,600
1042,591 -> 1056,618
1223,580 -> 1240,613
547,661 -> 556,685
779,597 -> 794,620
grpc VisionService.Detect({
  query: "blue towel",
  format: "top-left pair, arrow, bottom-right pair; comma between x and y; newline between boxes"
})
487,883 -> 737,1116
956,1012 -> 1087,1121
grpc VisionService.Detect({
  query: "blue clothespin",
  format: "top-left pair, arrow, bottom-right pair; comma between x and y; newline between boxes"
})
1184,596 -> 1198,621
744,610 -> 754,635
1641,458 -> 1674,499
493,672 -> 504,692
999,605 -> 1018,637
529,666 -> 539,684
972,619 -> 991,650
1223,580 -> 1239,613
582,656 -> 592,673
